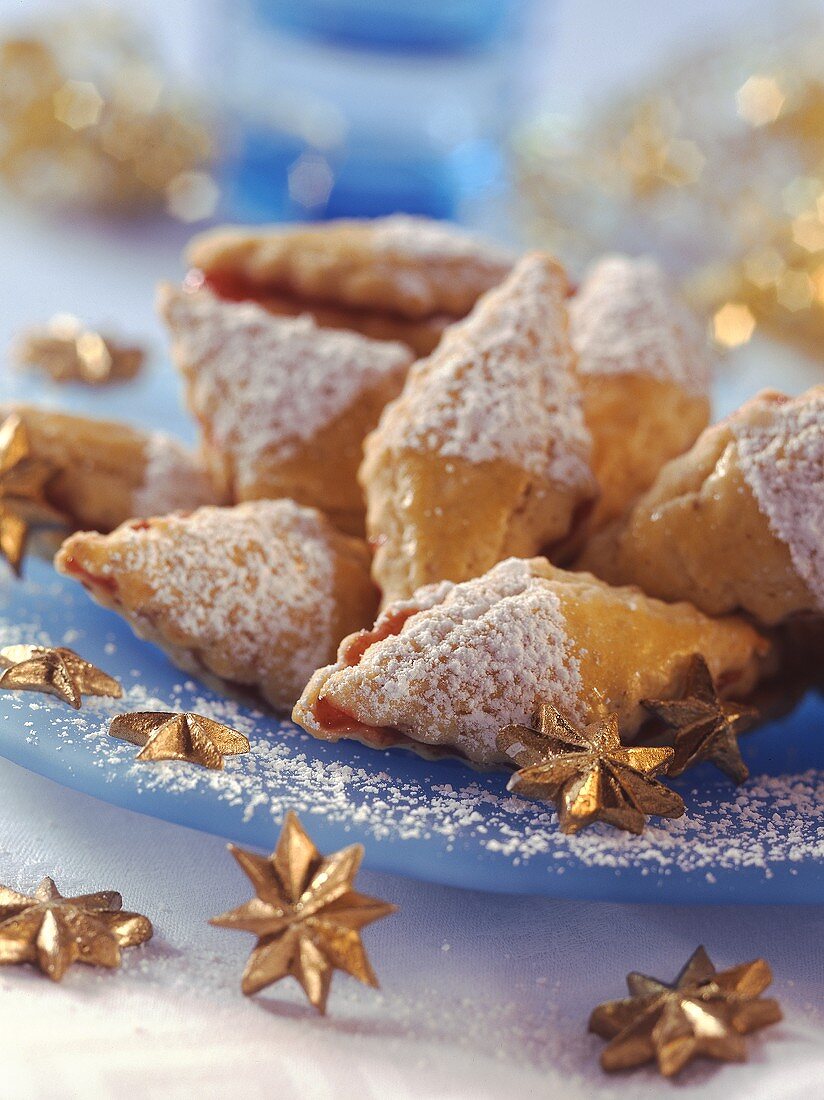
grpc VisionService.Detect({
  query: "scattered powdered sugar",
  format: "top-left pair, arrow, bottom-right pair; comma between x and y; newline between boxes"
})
368,214 -> 513,266
2,679 -> 822,889
320,559 -> 585,762
62,500 -> 336,698
569,254 -> 711,395
131,432 -> 216,517
159,285 -> 411,487
734,388 -> 824,607
384,253 -> 593,487
1,566 -> 822,896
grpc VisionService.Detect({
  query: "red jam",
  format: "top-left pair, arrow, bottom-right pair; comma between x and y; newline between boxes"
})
340,608 -> 416,667
313,608 -> 417,735
60,556 -> 118,596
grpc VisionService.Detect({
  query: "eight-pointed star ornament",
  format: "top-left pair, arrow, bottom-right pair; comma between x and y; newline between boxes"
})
0,413 -> 65,574
589,945 -> 782,1077
0,876 -> 152,981
109,711 -> 250,770
498,704 -> 684,834
643,654 -> 759,783
210,811 -> 397,1013
0,644 -> 122,709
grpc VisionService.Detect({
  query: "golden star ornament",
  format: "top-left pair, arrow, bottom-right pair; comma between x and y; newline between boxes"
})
0,876 -> 152,981
589,945 -> 783,1077
0,644 -> 122,708
0,413 -> 64,574
498,705 -> 684,834
15,315 -> 145,385
210,811 -> 397,1013
109,710 -> 250,769
643,654 -> 759,783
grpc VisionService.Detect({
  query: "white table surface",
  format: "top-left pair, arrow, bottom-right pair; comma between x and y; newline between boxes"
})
0,2 -> 822,1097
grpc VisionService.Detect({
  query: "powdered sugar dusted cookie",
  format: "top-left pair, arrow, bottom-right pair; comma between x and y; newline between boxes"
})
187,214 -> 513,324
570,255 -> 711,528
579,387 -> 824,625
159,283 -> 413,536
360,252 -> 597,603
55,500 -> 379,711
294,557 -> 769,765
0,403 -> 218,532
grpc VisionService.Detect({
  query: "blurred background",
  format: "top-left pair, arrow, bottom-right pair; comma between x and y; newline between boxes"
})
1,0 -> 823,422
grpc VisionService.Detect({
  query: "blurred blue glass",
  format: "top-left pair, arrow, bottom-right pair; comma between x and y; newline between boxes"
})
260,0 -> 512,51
210,0 -> 535,222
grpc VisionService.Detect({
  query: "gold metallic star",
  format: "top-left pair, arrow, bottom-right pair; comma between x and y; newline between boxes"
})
0,413 -> 64,574
498,705 -> 684,834
643,654 -> 759,783
15,315 -> 144,385
109,711 -> 250,769
0,644 -> 122,708
210,811 -> 396,1013
0,876 -> 152,981
589,945 -> 783,1077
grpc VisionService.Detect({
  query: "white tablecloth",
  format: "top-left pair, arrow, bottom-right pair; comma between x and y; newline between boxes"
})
1,757 -> 822,1099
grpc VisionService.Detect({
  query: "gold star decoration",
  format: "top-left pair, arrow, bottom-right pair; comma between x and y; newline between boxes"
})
589,945 -> 783,1077
0,644 -> 122,708
109,711 -> 250,769
0,876 -> 152,981
210,811 -> 397,1013
0,413 -> 65,574
643,654 -> 759,783
15,315 -> 145,385
498,705 -> 684,834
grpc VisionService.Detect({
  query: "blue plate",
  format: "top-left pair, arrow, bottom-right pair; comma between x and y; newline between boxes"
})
2,367 -> 822,903
1,557 -> 822,903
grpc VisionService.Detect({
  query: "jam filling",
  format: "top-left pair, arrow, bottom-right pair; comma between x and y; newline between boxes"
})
312,608 -> 417,735
340,608 -> 416,668
194,269 -> 439,328
60,556 -> 118,596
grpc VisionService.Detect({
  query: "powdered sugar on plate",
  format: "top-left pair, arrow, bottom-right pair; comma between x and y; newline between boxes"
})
570,254 -> 711,395
734,387 -> 824,607
381,253 -> 594,488
1,561 -> 821,901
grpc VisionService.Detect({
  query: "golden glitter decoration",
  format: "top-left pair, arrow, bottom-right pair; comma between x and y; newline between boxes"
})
109,711 -> 250,769
712,302 -> 756,347
498,706 -> 684,835
15,314 -> 144,384
0,413 -> 64,575
643,654 -> 758,783
589,945 -> 782,1077
0,14 -> 213,217
211,811 -> 396,1013
515,22 -> 824,360
0,644 -> 122,709
0,876 -> 152,982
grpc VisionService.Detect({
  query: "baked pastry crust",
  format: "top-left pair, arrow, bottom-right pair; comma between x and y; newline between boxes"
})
55,500 -> 379,712
196,276 -> 451,358
579,387 -> 824,625
0,402 -> 219,532
158,284 -> 413,536
293,557 -> 770,765
569,255 -> 711,529
186,215 -> 513,327
360,252 -> 597,604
